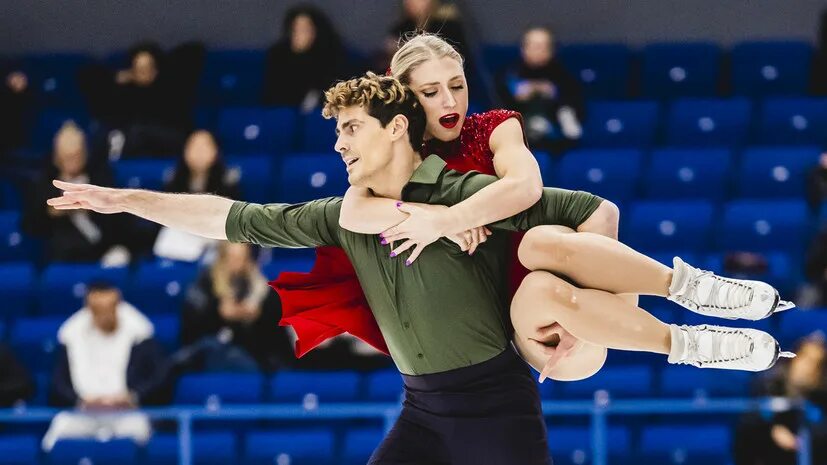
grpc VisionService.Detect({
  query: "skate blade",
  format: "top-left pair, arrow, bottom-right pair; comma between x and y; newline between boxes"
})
774,300 -> 796,313
779,351 -> 797,359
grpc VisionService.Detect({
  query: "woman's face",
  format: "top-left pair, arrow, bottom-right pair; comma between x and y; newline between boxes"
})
522,29 -> 554,68
403,0 -> 433,22
223,243 -> 252,275
54,135 -> 87,177
291,14 -> 317,53
184,131 -> 218,174
407,56 -> 469,142
132,52 -> 158,87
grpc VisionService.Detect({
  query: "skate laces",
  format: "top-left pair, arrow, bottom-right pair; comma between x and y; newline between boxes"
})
678,325 -> 753,367
678,266 -> 754,316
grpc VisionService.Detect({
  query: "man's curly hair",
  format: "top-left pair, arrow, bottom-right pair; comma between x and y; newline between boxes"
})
322,72 -> 426,151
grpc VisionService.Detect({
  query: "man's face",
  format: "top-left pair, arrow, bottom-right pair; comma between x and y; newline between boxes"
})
132,52 -> 158,87
86,289 -> 120,334
334,105 -> 395,186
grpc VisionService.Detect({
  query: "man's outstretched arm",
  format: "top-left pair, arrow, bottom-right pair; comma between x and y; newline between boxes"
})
47,180 -> 233,240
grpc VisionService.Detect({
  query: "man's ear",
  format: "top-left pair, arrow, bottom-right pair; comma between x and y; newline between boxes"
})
389,114 -> 410,142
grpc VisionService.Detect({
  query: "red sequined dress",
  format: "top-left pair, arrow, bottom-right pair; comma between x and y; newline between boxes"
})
270,109 -> 528,357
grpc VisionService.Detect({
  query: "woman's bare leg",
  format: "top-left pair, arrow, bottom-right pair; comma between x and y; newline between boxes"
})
519,225 -> 673,296
512,271 -> 672,355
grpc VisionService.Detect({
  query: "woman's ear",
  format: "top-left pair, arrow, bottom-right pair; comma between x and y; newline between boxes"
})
389,114 -> 410,142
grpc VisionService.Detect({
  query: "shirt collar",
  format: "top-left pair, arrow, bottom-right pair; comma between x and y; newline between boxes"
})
407,154 -> 446,185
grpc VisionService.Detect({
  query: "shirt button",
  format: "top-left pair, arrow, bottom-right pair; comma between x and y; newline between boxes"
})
403,322 -> 411,329
417,353 -> 424,359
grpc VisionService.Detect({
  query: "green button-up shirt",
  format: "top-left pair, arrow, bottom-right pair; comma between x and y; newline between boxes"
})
226,155 -> 602,375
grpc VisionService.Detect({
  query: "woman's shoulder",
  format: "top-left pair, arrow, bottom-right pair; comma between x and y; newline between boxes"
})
462,109 -> 523,141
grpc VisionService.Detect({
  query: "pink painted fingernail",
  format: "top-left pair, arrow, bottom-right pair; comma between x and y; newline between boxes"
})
390,252 -> 396,257
396,202 -> 402,207
405,260 -> 411,267
381,239 -> 388,245
378,233 -> 384,239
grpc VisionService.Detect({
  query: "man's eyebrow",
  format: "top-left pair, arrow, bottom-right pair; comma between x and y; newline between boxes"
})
335,118 -> 361,136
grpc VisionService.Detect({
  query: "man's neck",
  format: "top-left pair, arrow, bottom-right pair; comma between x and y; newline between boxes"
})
367,147 -> 423,199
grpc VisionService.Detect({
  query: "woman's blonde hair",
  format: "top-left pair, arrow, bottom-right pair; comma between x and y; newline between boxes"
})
210,242 -> 267,301
390,33 -> 464,85
53,120 -> 87,155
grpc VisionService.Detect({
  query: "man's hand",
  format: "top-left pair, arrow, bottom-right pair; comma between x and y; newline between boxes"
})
771,424 -> 799,451
528,323 -> 580,383
381,202 -> 490,264
47,180 -> 127,215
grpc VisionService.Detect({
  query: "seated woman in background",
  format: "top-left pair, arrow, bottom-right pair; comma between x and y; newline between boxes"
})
497,26 -> 584,154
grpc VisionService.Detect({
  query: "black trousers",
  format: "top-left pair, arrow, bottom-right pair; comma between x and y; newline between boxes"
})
369,347 -> 552,465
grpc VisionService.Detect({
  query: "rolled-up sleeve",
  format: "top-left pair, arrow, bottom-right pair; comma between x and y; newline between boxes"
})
225,197 -> 342,248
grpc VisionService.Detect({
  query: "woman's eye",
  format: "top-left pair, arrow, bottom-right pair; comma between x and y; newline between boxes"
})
451,85 -> 464,91
423,91 -> 437,98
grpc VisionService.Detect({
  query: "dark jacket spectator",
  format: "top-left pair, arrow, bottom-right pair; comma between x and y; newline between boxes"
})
164,130 -> 241,199
0,343 -> 35,407
262,5 -> 345,110
806,152 -> 827,214
806,228 -> 827,306
497,26 -> 584,154
21,121 -> 133,264
0,70 -> 32,158
179,242 -> 292,372
79,41 -> 204,157
734,334 -> 827,465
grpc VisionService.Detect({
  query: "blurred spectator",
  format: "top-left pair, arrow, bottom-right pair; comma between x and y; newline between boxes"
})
379,0 -> 471,74
80,41 -> 204,158
734,333 -> 827,465
262,5 -> 345,112
0,69 -> 31,158
43,281 -> 170,451
812,8 -> 827,95
807,152 -> 827,214
175,242 -> 292,372
497,26 -> 584,154
805,227 -> 827,306
21,121 -> 132,265
0,342 -> 34,407
164,130 -> 240,199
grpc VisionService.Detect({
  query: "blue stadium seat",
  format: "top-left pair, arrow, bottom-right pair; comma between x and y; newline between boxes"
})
342,429 -> 384,465
0,262 -> 35,316
218,107 -> 298,154
660,366 -> 750,398
558,43 -> 631,99
557,365 -> 653,398
277,152 -> 349,203
147,313 -> 179,353
125,260 -> 198,315
364,370 -> 403,402
10,316 -> 63,371
581,101 -> 660,148
0,180 -> 22,210
21,53 -> 91,107
224,155 -> 274,203
533,151 -> 554,182
174,372 -> 264,405
270,370 -> 360,403
641,43 -> 721,99
113,159 -> 176,190
731,41 -> 813,97
644,149 -> 732,201
244,429 -> 335,465
0,211 -> 34,262
758,98 -> 827,146
261,256 -> 315,279
547,426 -> 631,465
640,425 -> 730,465
481,43 -> 520,75
147,432 -> 238,465
555,149 -> 642,203
30,109 -> 90,153
198,49 -> 265,106
625,201 -> 715,253
736,146 -> 821,198
0,434 -> 39,465
49,438 -> 138,465
779,310 -> 827,346
701,251 -> 798,297
666,98 -> 752,147
300,111 -> 338,153
38,264 -> 130,315
718,200 -> 810,253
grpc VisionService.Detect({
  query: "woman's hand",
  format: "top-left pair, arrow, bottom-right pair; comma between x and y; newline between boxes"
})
381,202 -> 491,265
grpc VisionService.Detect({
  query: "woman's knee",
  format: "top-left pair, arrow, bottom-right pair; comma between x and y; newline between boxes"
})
511,271 -> 579,330
518,226 -> 577,271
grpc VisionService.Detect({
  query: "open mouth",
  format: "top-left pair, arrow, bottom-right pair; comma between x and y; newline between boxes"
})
344,157 -> 360,170
439,113 -> 460,129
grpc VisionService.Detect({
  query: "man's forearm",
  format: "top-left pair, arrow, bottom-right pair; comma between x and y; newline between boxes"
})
120,190 -> 235,240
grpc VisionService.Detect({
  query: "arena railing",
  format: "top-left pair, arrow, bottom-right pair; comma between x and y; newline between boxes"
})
0,393 -> 819,465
